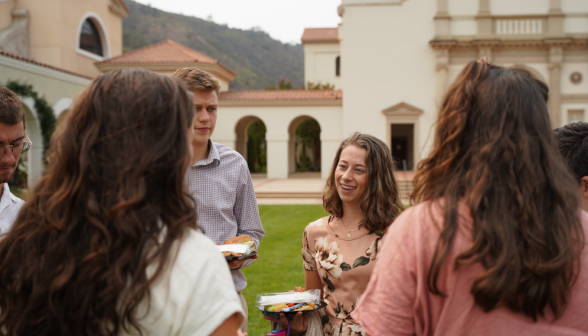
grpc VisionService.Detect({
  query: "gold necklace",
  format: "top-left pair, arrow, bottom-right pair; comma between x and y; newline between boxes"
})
339,218 -> 362,238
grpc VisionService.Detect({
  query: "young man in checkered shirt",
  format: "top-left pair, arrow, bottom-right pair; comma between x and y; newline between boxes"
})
174,68 -> 265,333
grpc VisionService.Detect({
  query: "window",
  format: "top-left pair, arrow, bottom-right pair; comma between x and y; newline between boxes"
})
79,19 -> 103,56
336,56 -> 340,77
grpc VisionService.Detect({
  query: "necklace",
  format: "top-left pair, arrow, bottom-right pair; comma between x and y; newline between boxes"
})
339,218 -> 362,238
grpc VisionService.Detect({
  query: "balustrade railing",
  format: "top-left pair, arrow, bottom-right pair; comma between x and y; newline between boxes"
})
494,17 -> 545,35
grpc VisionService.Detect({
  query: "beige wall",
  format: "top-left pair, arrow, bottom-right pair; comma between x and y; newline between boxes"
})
0,54 -> 91,188
0,60 -> 90,107
490,0 -> 549,15
562,0 -> 588,13
340,0 -> 439,164
0,1 -> 14,29
12,0 -> 124,78
562,63 -> 588,94
303,43 -> 341,89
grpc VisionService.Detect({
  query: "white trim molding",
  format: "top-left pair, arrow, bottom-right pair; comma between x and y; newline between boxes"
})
341,0 -> 408,5
0,54 -> 92,86
382,102 -> 423,171
382,102 -> 424,116
76,12 -> 111,62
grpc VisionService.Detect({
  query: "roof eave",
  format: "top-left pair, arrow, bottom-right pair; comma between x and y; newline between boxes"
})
109,0 -> 130,18
301,39 -> 340,44
94,61 -> 236,82
219,99 -> 343,107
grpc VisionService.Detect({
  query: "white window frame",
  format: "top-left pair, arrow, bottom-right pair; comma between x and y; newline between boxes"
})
76,12 -> 110,61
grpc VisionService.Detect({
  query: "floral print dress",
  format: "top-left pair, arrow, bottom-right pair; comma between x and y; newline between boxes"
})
302,216 -> 383,336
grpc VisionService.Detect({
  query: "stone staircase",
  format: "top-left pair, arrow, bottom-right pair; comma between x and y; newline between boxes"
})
396,179 -> 414,204
252,173 -> 415,204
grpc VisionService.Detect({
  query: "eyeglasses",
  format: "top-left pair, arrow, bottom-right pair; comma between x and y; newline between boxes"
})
1,134 -> 32,158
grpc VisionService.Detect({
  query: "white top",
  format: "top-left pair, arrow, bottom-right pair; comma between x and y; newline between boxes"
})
0,183 -> 24,234
120,229 -> 244,336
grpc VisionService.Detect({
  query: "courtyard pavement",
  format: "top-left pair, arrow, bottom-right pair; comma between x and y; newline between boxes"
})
252,171 -> 414,205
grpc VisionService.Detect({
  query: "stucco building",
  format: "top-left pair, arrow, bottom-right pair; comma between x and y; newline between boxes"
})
1,0 -> 587,188
213,0 -> 588,180
0,0 -> 128,187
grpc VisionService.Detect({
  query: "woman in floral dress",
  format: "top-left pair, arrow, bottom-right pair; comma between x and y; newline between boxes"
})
266,132 -> 403,336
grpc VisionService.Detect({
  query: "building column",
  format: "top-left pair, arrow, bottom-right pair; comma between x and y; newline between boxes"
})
435,49 -> 449,105
320,140 -> 340,179
20,97 -> 43,188
434,0 -> 450,37
478,47 -> 492,62
266,139 -> 289,179
477,0 -> 493,37
548,0 -> 564,37
548,47 -> 563,128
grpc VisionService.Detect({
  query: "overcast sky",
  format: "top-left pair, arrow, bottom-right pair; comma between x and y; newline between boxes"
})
133,0 -> 342,44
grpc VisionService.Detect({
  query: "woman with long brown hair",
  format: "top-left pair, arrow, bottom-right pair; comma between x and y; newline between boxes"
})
0,69 -> 245,336
352,61 -> 588,335
265,132 -> 404,335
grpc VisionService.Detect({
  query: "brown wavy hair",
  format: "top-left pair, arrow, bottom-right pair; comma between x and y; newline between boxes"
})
0,69 -> 196,335
411,61 -> 584,320
323,132 -> 403,231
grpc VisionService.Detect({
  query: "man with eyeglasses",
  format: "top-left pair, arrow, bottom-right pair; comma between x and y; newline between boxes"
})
0,86 -> 27,234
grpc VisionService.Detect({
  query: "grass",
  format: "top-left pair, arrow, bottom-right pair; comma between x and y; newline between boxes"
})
242,205 -> 328,336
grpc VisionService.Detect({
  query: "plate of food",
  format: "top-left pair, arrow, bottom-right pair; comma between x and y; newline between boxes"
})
217,235 -> 257,261
256,288 -> 326,320
259,301 -> 328,320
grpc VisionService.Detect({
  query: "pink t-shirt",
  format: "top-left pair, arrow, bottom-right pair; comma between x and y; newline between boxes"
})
351,202 -> 588,336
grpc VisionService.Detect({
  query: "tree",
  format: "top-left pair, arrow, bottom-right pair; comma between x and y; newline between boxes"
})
295,119 -> 321,172
306,81 -> 335,90
247,120 -> 267,173
266,78 -> 293,90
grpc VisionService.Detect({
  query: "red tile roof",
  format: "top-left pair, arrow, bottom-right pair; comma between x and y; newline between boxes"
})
301,28 -> 339,42
96,39 -> 219,65
219,90 -> 342,101
116,0 -> 130,15
0,50 -> 93,79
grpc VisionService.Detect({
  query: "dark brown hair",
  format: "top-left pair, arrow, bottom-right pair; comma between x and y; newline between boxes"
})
411,61 -> 583,320
0,85 -> 26,129
173,68 -> 221,95
555,121 -> 588,182
0,69 -> 196,335
324,132 -> 403,231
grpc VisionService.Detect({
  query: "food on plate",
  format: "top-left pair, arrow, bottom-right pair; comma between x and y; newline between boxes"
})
294,303 -> 316,311
257,288 -> 321,315
264,302 -> 316,312
263,288 -> 316,312
222,235 -> 256,257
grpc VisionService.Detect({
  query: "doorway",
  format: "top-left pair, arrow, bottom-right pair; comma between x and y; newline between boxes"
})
391,124 -> 414,171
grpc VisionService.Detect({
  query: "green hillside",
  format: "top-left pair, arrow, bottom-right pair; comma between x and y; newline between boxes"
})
121,0 -> 304,90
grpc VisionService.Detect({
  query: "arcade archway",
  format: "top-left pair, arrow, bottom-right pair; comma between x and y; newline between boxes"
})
288,116 -> 321,174
235,116 -> 267,173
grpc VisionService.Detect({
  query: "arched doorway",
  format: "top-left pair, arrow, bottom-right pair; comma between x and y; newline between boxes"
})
288,116 -> 321,175
235,116 -> 267,174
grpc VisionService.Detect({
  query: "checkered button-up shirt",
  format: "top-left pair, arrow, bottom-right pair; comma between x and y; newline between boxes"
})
185,141 -> 265,292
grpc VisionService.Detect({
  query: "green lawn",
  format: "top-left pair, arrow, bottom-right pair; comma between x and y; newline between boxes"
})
242,205 -> 328,336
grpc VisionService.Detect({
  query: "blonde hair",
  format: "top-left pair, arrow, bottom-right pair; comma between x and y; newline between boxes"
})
173,68 -> 221,95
